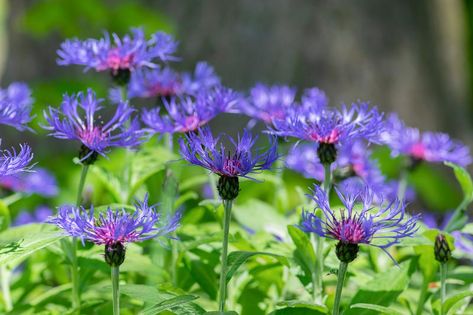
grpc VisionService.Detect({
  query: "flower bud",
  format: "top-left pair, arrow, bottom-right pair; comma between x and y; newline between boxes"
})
317,143 -> 337,165
79,145 -> 99,165
217,176 -> 239,200
111,68 -> 131,86
336,241 -> 359,263
434,233 -> 451,263
105,242 -> 126,267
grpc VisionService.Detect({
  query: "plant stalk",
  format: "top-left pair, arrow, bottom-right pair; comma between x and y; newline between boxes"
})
333,261 -> 348,315
397,170 -> 408,201
440,263 -> 447,315
111,266 -> 120,315
218,199 -> 233,312
0,265 -> 12,312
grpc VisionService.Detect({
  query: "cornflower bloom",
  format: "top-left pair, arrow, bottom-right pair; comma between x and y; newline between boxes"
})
300,184 -> 418,262
0,144 -> 34,177
57,28 -> 178,85
13,206 -> 53,226
127,62 -> 220,99
382,114 -> 471,167
300,183 -> 418,315
179,126 -> 278,312
0,82 -> 34,131
142,87 -> 238,135
43,89 -> 144,165
0,167 -> 58,197
272,101 -> 383,165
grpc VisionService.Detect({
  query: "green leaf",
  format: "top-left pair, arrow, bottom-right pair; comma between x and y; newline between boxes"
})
444,162 -> 473,232
0,224 -> 64,266
274,300 -> 328,313
142,295 -> 199,315
344,260 -> 415,315
187,259 -> 218,299
205,312 -> 238,315
431,290 -> 473,315
0,200 -> 10,232
225,250 -> 288,283
287,225 -> 316,276
350,303 -> 404,315
90,165 -> 124,203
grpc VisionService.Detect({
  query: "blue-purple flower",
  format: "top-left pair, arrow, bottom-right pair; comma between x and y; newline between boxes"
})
0,167 -> 58,197
382,114 -> 471,166
0,144 -> 34,177
127,62 -> 220,99
179,126 -> 278,179
0,82 -> 34,131
300,184 -> 418,261
13,206 -> 53,226
57,28 -> 178,74
43,89 -> 144,163
142,87 -> 238,134
50,194 -> 180,246
272,101 -> 383,146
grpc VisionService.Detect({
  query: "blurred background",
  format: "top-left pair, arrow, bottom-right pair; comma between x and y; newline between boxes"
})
1,0 -> 473,213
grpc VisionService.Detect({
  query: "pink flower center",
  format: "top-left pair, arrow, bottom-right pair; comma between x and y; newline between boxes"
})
410,142 -> 426,160
331,216 -> 366,244
180,115 -> 201,133
78,127 -> 106,147
224,158 -> 242,176
103,49 -> 135,71
309,128 -> 340,144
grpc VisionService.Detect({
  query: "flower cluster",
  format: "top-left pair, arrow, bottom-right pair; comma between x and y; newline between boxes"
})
57,28 -> 178,77
382,114 -> 471,167
0,167 -> 58,197
0,82 -> 34,131
43,89 -> 144,163
300,184 -> 418,262
142,87 -> 238,134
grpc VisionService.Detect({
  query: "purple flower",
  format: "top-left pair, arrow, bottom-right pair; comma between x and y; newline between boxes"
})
142,87 -> 238,134
239,84 -> 327,125
13,206 -> 53,226
126,62 -> 220,99
382,114 -> 471,166
272,101 -> 383,146
57,28 -> 178,74
0,144 -> 34,177
43,89 -> 144,162
0,82 -> 34,131
0,167 -> 58,197
49,194 -> 181,246
179,126 -> 278,179
300,184 -> 418,260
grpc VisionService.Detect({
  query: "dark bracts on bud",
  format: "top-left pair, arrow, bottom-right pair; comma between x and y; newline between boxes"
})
105,242 -> 126,267
317,143 -> 337,165
407,156 -> 423,172
111,68 -> 131,86
336,241 -> 359,263
79,145 -> 99,165
217,176 -> 239,201
434,233 -> 451,263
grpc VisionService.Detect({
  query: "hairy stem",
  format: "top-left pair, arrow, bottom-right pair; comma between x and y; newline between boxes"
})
0,265 -> 12,312
440,263 -> 447,315
333,261 -> 348,315
218,200 -> 233,312
111,266 -> 120,315
397,170 -> 408,201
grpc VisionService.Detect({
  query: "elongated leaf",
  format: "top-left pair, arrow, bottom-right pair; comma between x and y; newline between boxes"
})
350,303 -> 404,315
0,200 -> 10,232
431,290 -> 473,315
225,250 -> 288,283
287,225 -> 316,277
187,259 -> 218,299
90,165 -> 124,203
444,162 -> 473,232
142,295 -> 198,315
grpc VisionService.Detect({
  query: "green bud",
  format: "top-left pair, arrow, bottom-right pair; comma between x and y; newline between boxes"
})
434,233 -> 451,263
317,143 -> 337,165
217,176 -> 239,201
111,68 -> 131,86
79,145 -> 99,165
105,242 -> 126,267
336,241 -> 359,263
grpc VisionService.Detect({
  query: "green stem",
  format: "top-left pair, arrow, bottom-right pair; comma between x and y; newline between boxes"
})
415,274 -> 430,315
111,266 -> 120,315
0,265 -> 12,312
333,261 -> 348,315
71,164 -> 89,312
119,85 -> 127,102
440,263 -> 447,315
218,200 -> 233,312
2,192 -> 22,206
165,133 -> 174,152
397,170 -> 408,201
323,164 -> 332,194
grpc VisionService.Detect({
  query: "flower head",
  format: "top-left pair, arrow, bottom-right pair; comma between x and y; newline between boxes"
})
0,144 -> 34,177
43,89 -> 144,163
13,206 -> 53,226
142,87 -> 238,134
382,114 -> 471,167
50,194 -> 180,245
0,167 -> 58,197
57,28 -> 178,74
300,184 -> 418,262
0,82 -> 34,131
